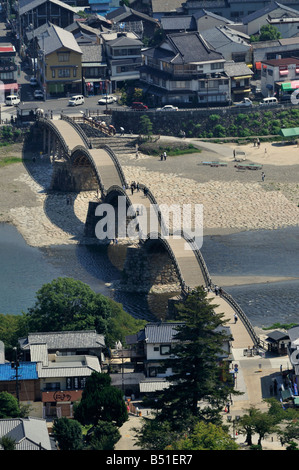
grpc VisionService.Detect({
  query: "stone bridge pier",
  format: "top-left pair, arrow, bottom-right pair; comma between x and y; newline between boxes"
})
120,243 -> 181,294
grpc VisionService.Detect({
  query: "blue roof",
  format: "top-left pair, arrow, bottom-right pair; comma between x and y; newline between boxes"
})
0,362 -> 38,381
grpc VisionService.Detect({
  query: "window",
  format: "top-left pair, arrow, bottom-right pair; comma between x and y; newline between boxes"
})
58,68 -> 70,78
45,382 -> 60,391
0,71 -> 14,80
160,345 -> 171,355
52,69 -> 55,78
211,62 -> 223,70
73,68 -> 77,77
58,52 -> 70,62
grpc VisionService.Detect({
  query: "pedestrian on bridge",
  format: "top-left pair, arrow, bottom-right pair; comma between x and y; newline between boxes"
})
234,313 -> 238,324
120,126 -> 125,136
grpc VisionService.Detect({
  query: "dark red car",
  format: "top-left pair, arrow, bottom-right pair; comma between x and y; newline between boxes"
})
131,102 -> 148,110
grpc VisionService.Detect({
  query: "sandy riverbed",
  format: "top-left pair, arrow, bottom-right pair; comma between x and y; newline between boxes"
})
0,138 -> 298,248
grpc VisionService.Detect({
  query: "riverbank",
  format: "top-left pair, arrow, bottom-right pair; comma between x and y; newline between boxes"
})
0,138 -> 298,246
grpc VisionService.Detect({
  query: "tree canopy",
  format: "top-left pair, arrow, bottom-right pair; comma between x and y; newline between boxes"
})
134,287 -> 238,449
250,24 -> 281,42
150,287 -> 236,423
74,372 -> 128,427
22,277 -> 145,347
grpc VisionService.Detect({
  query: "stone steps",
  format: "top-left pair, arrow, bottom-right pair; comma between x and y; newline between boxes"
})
90,137 -> 136,154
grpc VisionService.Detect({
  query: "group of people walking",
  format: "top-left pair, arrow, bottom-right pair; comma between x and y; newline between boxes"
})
130,181 -> 140,194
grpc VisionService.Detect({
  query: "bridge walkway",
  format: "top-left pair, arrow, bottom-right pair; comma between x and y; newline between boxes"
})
207,292 -> 255,349
167,237 -> 206,289
52,119 -> 86,150
89,148 -> 123,190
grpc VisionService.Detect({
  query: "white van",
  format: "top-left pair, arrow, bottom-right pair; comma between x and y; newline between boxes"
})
259,97 -> 278,106
68,95 -> 84,106
5,95 -> 20,106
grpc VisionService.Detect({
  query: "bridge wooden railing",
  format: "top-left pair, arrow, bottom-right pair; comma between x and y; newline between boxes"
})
218,289 -> 267,349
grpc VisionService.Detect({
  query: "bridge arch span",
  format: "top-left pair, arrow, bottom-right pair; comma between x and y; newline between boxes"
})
143,232 -> 211,291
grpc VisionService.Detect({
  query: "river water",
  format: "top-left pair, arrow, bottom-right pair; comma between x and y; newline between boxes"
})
0,222 -> 298,328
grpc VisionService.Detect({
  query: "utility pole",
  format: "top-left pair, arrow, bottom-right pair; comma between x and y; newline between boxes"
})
11,347 -> 20,403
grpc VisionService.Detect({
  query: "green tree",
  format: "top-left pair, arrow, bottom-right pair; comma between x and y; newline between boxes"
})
87,420 -> 121,450
132,88 -> 143,102
279,421 -> 299,448
239,405 -> 278,448
150,287 -> 236,424
0,392 -> 21,419
0,314 -> 27,360
168,421 -> 239,450
133,418 -> 184,451
53,417 -> 83,450
25,278 -> 145,347
139,115 -> 153,137
0,436 -> 16,450
251,24 -> 281,42
74,372 -> 128,427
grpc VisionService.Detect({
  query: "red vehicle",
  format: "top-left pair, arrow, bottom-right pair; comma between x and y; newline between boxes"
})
131,102 -> 148,110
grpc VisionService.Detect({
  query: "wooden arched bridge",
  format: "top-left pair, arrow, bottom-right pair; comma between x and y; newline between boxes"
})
37,115 -> 262,349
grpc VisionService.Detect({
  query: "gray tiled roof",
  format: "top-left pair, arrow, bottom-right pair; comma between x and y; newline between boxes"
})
19,330 -> 105,350
0,418 -> 52,450
106,35 -> 143,47
161,15 -> 196,31
193,8 -> 234,23
242,1 -> 299,24
80,43 -> 104,63
38,24 -> 82,56
224,62 -> 253,76
166,31 -> 224,64
145,322 -> 183,344
201,25 -> 250,48
19,0 -> 76,15
106,5 -> 158,23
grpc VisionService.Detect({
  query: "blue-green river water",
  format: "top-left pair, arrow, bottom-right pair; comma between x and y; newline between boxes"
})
0,222 -> 298,327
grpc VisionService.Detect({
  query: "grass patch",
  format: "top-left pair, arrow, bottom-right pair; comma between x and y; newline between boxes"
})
139,142 -> 201,157
262,322 -> 297,331
0,157 -> 22,167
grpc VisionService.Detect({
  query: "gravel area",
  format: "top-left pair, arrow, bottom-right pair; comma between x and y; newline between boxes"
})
0,138 -> 298,245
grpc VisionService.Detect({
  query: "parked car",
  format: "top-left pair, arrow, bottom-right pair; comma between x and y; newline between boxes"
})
68,95 -> 85,106
33,89 -> 44,99
259,97 -> 278,106
5,95 -> 20,106
156,105 -> 179,111
30,77 -> 38,86
234,98 -> 253,107
98,95 -> 116,105
131,102 -> 148,110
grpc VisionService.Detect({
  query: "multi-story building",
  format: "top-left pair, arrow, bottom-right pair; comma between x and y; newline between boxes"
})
140,31 -> 230,106
0,330 -> 105,419
121,321 -> 232,395
80,43 -> 108,96
260,56 -> 299,96
101,31 -> 143,92
36,23 -> 82,96
0,43 -> 18,100
224,61 -> 254,101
